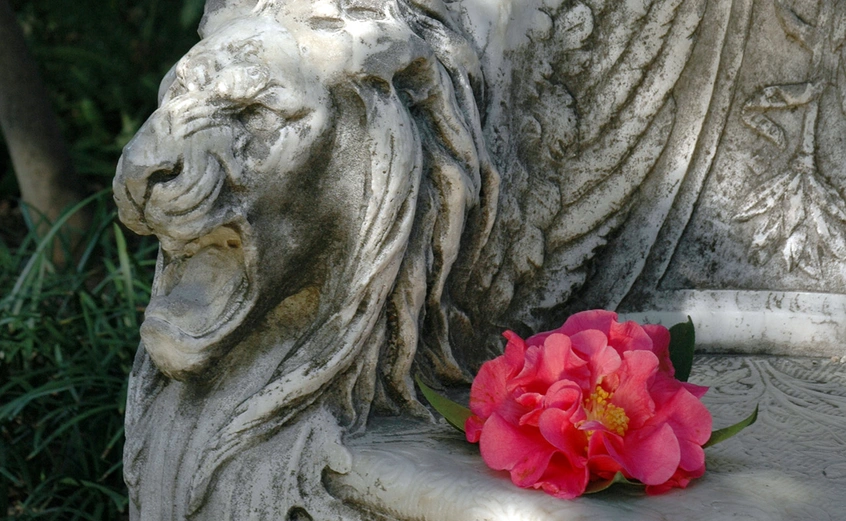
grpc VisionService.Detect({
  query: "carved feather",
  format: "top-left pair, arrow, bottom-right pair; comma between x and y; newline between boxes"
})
466,0 -> 710,331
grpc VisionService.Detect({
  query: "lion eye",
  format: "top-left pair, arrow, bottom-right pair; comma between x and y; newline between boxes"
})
237,104 -> 280,134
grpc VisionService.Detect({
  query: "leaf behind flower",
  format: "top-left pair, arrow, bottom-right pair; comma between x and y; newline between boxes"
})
415,376 -> 472,433
668,317 -> 695,382
584,472 -> 643,494
704,405 -> 759,448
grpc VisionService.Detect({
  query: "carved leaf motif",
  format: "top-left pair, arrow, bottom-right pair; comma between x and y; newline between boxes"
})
782,227 -> 806,273
812,207 -> 846,260
734,173 -> 793,221
804,234 -> 822,275
774,0 -> 816,49
809,172 -> 846,221
807,175 -> 846,260
741,83 -> 820,149
750,212 -> 780,248
735,161 -> 846,274
734,170 -> 786,263
751,217 -> 780,264
783,173 -> 805,234
749,83 -> 819,109
741,112 -> 787,148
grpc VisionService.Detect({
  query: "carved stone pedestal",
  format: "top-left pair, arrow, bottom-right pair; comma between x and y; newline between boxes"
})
330,356 -> 846,521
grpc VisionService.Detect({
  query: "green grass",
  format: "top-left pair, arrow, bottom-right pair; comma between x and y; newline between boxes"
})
0,2 -> 209,517
0,194 -> 157,520
0,2 -> 206,517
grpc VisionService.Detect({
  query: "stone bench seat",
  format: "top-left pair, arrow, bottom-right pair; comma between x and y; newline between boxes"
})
329,356 -> 846,521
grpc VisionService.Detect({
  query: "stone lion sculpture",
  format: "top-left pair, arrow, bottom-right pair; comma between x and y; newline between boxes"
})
113,0 -> 724,518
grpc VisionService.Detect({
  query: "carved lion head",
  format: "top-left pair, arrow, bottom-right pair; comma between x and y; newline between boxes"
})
114,18 -> 346,379
116,1 -> 504,515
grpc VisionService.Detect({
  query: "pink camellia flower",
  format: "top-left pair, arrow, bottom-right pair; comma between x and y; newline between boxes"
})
465,310 -> 711,498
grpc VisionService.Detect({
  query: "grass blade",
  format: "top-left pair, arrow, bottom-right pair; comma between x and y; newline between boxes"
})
4,191 -> 107,312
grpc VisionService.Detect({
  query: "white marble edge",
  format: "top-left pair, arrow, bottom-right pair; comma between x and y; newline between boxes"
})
619,290 -> 846,358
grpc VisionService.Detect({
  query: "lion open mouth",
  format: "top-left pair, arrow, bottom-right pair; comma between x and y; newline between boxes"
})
141,223 -> 257,378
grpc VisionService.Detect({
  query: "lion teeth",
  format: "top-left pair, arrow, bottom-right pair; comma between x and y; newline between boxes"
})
165,225 -> 243,258
157,225 -> 244,297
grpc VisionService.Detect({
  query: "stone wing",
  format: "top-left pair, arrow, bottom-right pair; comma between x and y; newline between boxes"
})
454,0 -> 744,337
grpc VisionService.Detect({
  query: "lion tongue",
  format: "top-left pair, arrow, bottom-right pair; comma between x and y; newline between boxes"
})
149,246 -> 247,337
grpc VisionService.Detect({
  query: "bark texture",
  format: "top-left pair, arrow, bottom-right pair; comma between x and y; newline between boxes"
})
0,0 -> 90,258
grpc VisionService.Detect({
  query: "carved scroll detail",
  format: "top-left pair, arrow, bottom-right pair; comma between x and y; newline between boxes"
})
735,1 -> 846,276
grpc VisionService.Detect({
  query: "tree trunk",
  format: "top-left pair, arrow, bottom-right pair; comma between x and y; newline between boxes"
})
0,0 -> 91,262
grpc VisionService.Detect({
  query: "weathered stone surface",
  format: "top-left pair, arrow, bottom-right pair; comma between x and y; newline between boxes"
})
111,0 -> 846,519
604,1 -> 846,357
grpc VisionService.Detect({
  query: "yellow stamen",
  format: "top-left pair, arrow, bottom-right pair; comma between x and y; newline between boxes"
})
582,385 -> 629,438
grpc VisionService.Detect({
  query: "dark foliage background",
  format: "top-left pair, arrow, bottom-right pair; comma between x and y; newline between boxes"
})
1,1 -> 203,518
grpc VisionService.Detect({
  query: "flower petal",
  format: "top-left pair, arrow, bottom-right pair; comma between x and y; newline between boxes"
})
502,330 -> 528,370
543,380 -> 584,412
678,439 -> 705,472
465,415 -> 485,443
570,330 -> 621,387
538,408 -> 588,460
604,423 -> 680,485
470,356 -> 518,418
681,381 -> 709,399
515,392 -> 544,410
645,465 -> 705,495
587,452 -> 623,481
609,319 -> 654,353
610,350 -> 658,429
513,334 -> 589,392
642,323 -> 674,377
516,392 -> 544,426
536,453 -> 590,499
557,310 -> 618,338
649,377 -> 713,446
480,412 -> 556,487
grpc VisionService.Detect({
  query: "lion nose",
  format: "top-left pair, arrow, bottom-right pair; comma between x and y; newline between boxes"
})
113,116 -> 183,234
119,153 -> 183,209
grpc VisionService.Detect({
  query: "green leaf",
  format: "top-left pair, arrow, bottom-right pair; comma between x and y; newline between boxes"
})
704,405 -> 758,448
584,472 -> 643,494
415,376 -> 472,433
668,316 -> 695,382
